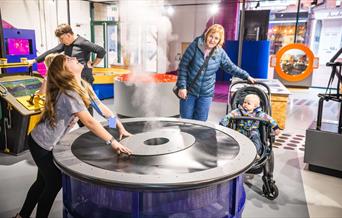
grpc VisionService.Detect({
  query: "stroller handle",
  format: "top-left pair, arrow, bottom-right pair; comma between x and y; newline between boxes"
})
229,116 -> 273,127
230,80 -> 271,96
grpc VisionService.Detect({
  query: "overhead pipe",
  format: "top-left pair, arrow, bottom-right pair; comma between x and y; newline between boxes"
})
67,0 -> 71,25
56,0 -> 59,25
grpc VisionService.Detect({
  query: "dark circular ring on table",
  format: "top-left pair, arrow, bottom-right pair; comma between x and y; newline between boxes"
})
53,117 -> 256,190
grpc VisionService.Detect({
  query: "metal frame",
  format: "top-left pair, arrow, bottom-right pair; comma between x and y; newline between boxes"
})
90,3 -> 121,67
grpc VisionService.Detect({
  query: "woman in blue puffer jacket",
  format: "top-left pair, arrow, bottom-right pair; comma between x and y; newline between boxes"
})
176,24 -> 255,121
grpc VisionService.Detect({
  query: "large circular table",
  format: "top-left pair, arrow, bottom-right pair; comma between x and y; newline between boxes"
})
53,117 -> 256,218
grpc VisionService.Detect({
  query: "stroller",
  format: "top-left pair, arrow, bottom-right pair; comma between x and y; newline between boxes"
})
224,80 -> 279,200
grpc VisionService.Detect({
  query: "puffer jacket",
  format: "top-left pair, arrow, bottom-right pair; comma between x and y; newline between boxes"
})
176,36 -> 249,97
220,105 -> 279,136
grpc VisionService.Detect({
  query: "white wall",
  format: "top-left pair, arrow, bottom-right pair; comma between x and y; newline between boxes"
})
0,0 -> 214,72
69,0 -> 92,40
317,18 -> 342,64
0,0 -> 90,56
168,4 -> 213,71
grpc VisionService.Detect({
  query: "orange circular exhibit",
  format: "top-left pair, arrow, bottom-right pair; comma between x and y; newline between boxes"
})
117,73 -> 177,83
275,44 -> 314,82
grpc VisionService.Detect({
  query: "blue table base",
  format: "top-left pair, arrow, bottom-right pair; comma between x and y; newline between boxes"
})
62,174 -> 246,218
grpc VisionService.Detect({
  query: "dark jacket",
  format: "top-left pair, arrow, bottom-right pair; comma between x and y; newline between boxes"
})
176,36 -> 249,97
220,105 -> 279,136
35,35 -> 105,84
35,35 -> 106,65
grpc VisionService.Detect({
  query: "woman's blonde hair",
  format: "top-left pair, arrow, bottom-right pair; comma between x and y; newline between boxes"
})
44,53 -> 59,69
204,24 -> 225,48
41,54 -> 94,127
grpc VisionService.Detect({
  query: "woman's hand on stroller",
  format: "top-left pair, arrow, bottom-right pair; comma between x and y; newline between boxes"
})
247,76 -> 256,84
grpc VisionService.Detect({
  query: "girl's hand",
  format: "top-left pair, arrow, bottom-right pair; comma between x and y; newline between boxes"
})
118,127 -> 132,140
111,141 -> 132,155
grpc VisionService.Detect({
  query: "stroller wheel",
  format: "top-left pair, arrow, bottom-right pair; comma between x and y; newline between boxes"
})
262,181 -> 279,200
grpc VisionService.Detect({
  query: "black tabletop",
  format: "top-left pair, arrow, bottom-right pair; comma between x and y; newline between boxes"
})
53,118 -> 256,190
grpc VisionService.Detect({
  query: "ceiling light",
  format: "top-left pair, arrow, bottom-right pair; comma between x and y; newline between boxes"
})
167,6 -> 174,16
210,4 -> 219,15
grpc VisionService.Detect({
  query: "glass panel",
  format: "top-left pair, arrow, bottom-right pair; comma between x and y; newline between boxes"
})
280,49 -> 308,75
268,23 -> 307,54
94,25 -> 105,67
311,13 -> 342,87
124,24 -> 158,73
107,25 -> 118,65
144,25 -> 157,73
0,78 -> 42,97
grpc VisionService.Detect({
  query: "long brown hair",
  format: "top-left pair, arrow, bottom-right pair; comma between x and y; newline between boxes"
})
41,54 -> 91,127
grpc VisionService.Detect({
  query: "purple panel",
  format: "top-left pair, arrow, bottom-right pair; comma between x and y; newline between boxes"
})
62,174 -> 246,218
3,28 -> 37,73
206,1 -> 239,41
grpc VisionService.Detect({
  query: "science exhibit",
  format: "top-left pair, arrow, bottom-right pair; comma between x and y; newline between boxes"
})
0,0 -> 342,218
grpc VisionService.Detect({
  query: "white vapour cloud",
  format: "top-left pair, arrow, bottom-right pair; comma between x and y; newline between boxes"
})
119,0 -> 177,122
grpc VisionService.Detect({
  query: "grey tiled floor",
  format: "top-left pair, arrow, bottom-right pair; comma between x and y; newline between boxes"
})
0,87 -> 342,218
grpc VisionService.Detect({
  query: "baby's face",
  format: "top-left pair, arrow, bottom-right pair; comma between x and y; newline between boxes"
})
242,98 -> 257,112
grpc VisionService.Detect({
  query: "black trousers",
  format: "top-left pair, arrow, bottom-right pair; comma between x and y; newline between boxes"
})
81,66 -> 94,84
19,135 -> 62,218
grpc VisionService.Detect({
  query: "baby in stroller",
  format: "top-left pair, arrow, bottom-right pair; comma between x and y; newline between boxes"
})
219,80 -> 280,200
220,94 -> 280,156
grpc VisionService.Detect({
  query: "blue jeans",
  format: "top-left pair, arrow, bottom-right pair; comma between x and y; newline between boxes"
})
180,94 -> 213,121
